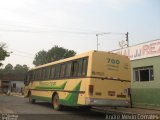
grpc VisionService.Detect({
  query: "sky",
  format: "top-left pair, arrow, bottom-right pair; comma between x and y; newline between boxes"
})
0,0 -> 160,68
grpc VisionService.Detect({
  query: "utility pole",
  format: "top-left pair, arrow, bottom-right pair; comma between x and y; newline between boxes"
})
96,32 -> 129,50
119,32 -> 129,48
96,34 -> 99,50
126,32 -> 129,47
96,32 -> 111,51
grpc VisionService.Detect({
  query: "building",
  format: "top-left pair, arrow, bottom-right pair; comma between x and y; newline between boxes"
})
0,80 -> 10,93
0,79 -> 24,94
112,39 -> 160,108
10,80 -> 24,93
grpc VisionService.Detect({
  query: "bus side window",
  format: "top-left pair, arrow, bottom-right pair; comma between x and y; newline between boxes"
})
55,64 -> 60,79
82,58 -> 88,76
38,69 -> 42,80
35,70 -> 39,80
24,72 -> 31,85
46,67 -> 51,80
32,71 -> 36,80
60,64 -> 66,78
44,67 -> 49,80
40,68 -> 43,80
42,68 -> 46,80
50,66 -> 55,79
44,68 -> 47,80
30,71 -> 33,81
77,59 -> 83,77
72,61 -> 78,77
65,62 -> 72,77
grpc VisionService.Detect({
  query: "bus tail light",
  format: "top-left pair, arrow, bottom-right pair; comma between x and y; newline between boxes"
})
108,91 -> 115,96
89,85 -> 94,95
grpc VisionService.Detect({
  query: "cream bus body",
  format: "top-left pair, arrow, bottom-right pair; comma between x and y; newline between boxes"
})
24,51 -> 131,110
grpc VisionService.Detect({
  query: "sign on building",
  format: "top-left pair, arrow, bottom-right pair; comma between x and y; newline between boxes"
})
112,39 -> 160,60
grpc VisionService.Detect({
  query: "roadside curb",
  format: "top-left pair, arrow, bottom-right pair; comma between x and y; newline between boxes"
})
93,107 -> 160,115
0,93 -> 24,98
11,94 -> 24,98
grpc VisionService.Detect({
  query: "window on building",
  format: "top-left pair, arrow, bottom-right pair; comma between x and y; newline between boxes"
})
13,83 -> 16,88
133,66 -> 154,82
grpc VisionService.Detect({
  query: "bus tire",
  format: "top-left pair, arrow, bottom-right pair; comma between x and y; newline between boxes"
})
28,92 -> 36,104
52,94 -> 62,111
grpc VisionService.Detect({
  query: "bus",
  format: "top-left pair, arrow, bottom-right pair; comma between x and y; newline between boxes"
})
24,50 -> 131,111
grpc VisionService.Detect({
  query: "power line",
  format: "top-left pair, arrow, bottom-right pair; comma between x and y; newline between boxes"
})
11,53 -> 34,59
0,28 -> 97,36
9,48 -> 34,56
96,32 -> 126,50
0,23 -> 101,34
0,23 -> 99,35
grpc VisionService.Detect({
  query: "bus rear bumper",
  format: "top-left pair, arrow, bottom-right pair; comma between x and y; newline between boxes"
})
85,98 -> 130,107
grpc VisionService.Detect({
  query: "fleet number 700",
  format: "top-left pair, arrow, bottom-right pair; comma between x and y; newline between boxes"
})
107,58 -> 120,64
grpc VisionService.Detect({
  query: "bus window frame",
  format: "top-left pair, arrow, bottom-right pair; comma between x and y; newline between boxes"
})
64,62 -> 72,78
55,64 -> 61,79
82,58 -> 88,76
29,56 -> 89,81
60,63 -> 66,78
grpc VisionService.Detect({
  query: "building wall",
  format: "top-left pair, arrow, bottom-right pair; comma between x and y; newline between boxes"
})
0,80 -> 11,93
11,81 -> 24,93
131,56 -> 160,107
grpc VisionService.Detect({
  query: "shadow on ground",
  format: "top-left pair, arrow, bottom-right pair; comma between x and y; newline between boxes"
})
20,101 -> 106,120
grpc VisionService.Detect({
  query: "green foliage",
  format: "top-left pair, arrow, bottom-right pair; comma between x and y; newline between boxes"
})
0,43 -> 10,66
0,64 -> 29,80
13,64 -> 29,77
33,50 -> 48,66
33,45 -> 76,66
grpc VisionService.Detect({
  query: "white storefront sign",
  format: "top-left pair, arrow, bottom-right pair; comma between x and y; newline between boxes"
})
112,39 -> 160,60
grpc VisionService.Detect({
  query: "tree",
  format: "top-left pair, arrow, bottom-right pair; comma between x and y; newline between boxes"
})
3,63 -> 13,74
0,64 -> 29,80
0,43 -> 10,66
33,50 -> 48,66
47,46 -> 76,62
14,64 -> 29,76
4,63 -> 13,70
33,45 -> 76,66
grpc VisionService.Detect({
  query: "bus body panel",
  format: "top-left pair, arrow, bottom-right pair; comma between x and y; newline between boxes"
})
85,78 -> 130,106
84,51 -> 131,106
24,51 -> 131,107
91,51 -> 131,81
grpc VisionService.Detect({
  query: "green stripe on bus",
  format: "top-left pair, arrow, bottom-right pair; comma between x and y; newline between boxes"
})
60,81 -> 82,106
35,81 -> 67,90
32,95 -> 51,102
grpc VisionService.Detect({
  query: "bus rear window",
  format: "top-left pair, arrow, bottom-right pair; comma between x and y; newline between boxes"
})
82,58 -> 88,76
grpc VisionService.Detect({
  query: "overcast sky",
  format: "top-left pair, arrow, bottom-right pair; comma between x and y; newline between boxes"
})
0,0 -> 160,68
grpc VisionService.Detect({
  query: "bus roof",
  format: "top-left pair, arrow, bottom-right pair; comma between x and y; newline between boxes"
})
30,50 -> 128,70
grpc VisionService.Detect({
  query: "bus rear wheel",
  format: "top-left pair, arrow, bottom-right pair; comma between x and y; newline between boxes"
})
28,92 -> 36,104
52,94 -> 62,111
